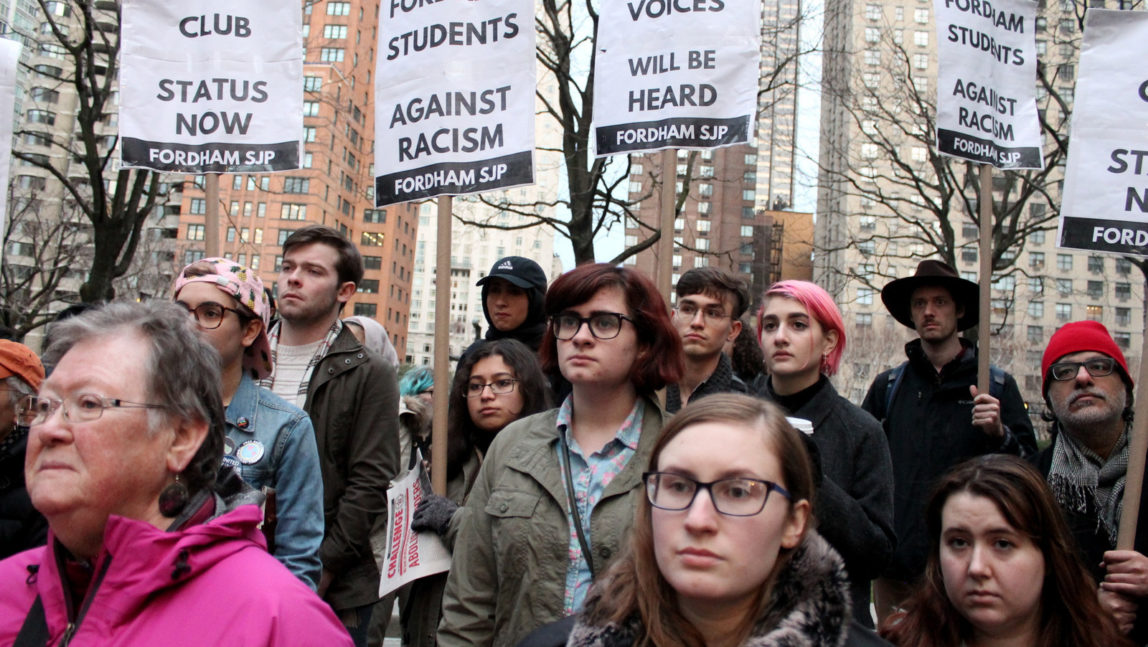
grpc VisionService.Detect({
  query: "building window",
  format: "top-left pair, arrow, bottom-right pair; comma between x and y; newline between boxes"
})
26,109 -> 55,125
1027,301 -> 1043,318
361,231 -> 385,246
915,8 -> 929,23
858,288 -> 874,305
962,222 -> 978,238
1055,303 -> 1071,321
860,217 -> 878,233
1117,307 -> 1131,326
1116,258 -> 1132,275
30,87 -> 59,103
1029,252 -> 1044,269
283,177 -> 309,193
353,302 -> 377,317
320,48 -> 345,62
1027,325 -> 1043,343
1086,305 -> 1103,322
303,101 -> 320,117
1056,278 -> 1072,296
363,209 -> 386,223
865,27 -> 880,43
187,224 -> 205,241
740,225 -> 754,238
1030,277 -> 1044,295
226,227 -> 236,243
189,198 -> 206,214
961,248 -> 977,264
304,76 -> 322,92
1088,255 -> 1104,273
281,203 -> 307,220
277,229 -> 296,245
1056,253 -> 1073,271
1116,283 -> 1132,300
1115,332 -> 1131,349
857,313 -> 873,327
357,279 -> 379,294
323,24 -> 347,38
914,30 -> 929,47
1087,280 -> 1104,298
865,3 -> 881,20
327,1 -> 350,15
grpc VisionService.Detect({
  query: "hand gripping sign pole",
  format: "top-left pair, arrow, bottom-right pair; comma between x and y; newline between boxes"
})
431,196 -> 451,496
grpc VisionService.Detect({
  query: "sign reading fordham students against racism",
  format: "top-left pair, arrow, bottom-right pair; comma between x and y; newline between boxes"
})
119,2 -> 302,173
374,0 -> 535,206
1058,11 -> 1148,255
934,0 -> 1042,169
0,39 -> 20,242
592,0 -> 762,156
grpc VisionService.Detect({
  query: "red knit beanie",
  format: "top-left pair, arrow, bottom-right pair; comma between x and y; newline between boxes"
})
1041,321 -> 1131,397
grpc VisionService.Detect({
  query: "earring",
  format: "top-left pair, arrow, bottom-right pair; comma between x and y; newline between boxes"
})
159,473 -> 190,517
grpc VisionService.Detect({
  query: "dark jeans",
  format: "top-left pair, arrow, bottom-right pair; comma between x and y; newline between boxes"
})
340,603 -> 374,647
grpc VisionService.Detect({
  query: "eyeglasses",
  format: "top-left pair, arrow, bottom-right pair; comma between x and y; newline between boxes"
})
466,378 -> 518,398
642,471 -> 791,517
1048,357 -> 1117,381
177,301 -> 247,330
550,312 -> 633,341
676,302 -> 730,323
17,394 -> 167,425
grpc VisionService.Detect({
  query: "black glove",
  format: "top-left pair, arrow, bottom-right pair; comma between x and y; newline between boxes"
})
411,494 -> 459,538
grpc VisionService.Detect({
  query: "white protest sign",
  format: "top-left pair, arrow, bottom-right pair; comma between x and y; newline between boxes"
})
374,0 -> 535,206
592,0 -> 761,157
0,38 -> 20,247
376,459 -> 452,598
119,3 -> 302,173
1058,11 -> 1148,255
934,0 -> 1042,169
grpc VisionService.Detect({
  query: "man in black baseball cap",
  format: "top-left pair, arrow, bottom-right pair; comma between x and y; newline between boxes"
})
860,259 -> 1036,622
474,256 -> 548,351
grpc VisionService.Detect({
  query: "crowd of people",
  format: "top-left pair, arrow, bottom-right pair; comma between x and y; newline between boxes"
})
0,225 -> 1146,647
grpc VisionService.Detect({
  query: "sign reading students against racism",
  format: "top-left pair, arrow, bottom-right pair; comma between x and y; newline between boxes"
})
1058,11 -> 1148,255
374,0 -> 535,206
119,2 -> 302,173
592,0 -> 761,156
934,0 -> 1042,169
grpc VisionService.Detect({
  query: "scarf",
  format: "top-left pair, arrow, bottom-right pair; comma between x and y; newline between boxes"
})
1047,422 -> 1130,547
258,319 -> 344,401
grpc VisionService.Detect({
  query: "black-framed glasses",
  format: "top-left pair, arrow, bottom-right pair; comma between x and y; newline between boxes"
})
466,378 -> 519,398
675,302 -> 730,323
642,471 -> 791,517
1049,357 -> 1117,381
550,312 -> 633,341
176,301 -> 247,330
17,394 -> 167,425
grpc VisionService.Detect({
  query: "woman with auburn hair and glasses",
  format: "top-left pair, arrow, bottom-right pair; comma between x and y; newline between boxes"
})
438,263 -> 683,647
880,455 -> 1131,647
521,394 -> 886,647
757,280 -> 894,627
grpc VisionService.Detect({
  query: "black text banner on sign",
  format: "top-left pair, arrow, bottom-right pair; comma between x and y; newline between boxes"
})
934,0 -> 1043,170
592,0 -> 761,157
1058,11 -> 1148,257
374,0 -> 536,207
119,3 -> 303,174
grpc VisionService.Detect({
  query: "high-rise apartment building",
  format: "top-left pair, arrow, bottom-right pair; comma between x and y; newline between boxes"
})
815,0 -> 1144,419
623,0 -> 805,301
175,0 -> 418,353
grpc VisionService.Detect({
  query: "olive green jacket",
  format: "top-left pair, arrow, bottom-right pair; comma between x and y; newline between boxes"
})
437,397 -> 665,647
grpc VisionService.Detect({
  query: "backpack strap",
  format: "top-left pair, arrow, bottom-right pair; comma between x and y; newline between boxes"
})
883,361 -> 909,417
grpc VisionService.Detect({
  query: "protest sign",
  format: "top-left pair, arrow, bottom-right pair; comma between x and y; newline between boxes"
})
0,38 -> 20,247
934,0 -> 1042,169
592,0 -> 761,156
1058,11 -> 1148,255
374,0 -> 535,206
375,458 -> 452,598
119,2 -> 302,173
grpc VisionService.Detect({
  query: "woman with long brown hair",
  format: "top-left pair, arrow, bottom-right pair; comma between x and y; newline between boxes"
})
880,455 -> 1131,647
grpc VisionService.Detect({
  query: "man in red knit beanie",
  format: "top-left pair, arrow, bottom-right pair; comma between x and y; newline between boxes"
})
1035,320 -> 1145,639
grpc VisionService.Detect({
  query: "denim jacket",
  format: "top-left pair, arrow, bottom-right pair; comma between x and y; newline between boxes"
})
225,374 -> 324,589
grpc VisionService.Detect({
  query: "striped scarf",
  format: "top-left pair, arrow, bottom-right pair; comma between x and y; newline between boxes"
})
258,319 -> 344,402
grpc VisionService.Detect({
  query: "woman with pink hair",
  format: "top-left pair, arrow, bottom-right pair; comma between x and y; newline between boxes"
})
758,280 -> 895,627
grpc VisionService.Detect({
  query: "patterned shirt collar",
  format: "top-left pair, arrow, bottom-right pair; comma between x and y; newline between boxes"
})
555,394 -> 644,453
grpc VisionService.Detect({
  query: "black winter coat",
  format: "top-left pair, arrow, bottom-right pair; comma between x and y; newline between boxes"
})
0,428 -> 47,558
861,339 -> 1036,581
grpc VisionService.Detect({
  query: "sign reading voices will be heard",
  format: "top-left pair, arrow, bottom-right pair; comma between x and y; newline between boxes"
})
119,1 -> 302,174
934,0 -> 1042,170
373,0 -> 536,206
1058,11 -> 1148,256
592,0 -> 762,157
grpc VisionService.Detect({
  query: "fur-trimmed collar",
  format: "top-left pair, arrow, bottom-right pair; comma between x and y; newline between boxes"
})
567,531 -> 851,646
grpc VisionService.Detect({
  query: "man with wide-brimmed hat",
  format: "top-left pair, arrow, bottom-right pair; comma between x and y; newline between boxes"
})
860,259 -> 1037,622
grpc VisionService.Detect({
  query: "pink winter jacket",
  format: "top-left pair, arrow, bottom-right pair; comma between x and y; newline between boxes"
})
0,504 -> 352,646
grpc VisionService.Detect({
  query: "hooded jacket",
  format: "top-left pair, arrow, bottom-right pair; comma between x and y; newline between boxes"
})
861,338 -> 1036,581
479,279 -> 547,352
0,499 -> 352,646
541,533 -> 889,647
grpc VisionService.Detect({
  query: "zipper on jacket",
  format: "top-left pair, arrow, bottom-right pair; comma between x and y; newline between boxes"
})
60,622 -> 76,647
55,553 -> 113,646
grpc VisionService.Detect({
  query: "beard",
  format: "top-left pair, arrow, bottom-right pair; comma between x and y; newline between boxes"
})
279,289 -> 341,329
1052,385 -> 1127,436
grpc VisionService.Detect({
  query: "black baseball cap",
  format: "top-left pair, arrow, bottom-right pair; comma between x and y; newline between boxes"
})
476,256 -> 547,291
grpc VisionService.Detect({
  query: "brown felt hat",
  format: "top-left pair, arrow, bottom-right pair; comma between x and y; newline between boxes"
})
880,260 -> 980,331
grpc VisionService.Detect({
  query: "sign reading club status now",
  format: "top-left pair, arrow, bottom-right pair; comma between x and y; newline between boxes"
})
592,0 -> 762,156
119,2 -> 303,173
1058,11 -> 1148,256
934,0 -> 1042,170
